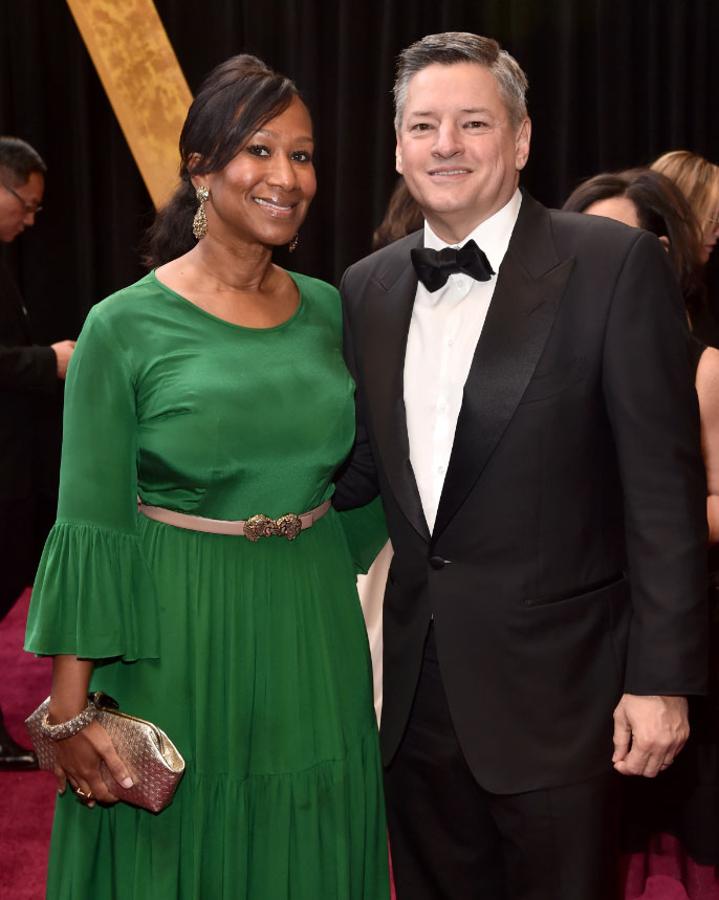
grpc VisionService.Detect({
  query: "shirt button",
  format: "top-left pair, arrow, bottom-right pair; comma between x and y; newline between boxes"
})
437,464 -> 446,474
447,338 -> 455,347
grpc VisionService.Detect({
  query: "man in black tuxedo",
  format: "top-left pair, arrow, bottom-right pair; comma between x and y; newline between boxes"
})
334,33 -> 708,899
0,136 -> 74,768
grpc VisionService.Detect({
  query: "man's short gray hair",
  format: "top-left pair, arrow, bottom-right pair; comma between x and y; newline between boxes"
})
393,32 -> 528,131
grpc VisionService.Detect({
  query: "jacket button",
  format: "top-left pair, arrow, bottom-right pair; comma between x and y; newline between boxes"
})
429,556 -> 449,570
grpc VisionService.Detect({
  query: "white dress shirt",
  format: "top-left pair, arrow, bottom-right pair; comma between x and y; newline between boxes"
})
404,189 -> 522,533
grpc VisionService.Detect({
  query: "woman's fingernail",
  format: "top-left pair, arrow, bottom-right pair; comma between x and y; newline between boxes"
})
121,777 -> 134,789
57,787 -> 66,796
87,801 -> 96,809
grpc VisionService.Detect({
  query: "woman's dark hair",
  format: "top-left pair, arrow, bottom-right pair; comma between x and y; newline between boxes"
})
563,168 -> 703,303
372,177 -> 423,250
144,54 -> 299,267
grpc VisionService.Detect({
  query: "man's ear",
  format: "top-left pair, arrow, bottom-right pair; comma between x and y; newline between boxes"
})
658,235 -> 670,253
515,118 -> 531,171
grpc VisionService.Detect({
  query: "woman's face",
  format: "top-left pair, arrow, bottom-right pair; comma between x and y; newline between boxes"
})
200,96 -> 316,248
583,195 -> 673,255
583,195 -> 640,229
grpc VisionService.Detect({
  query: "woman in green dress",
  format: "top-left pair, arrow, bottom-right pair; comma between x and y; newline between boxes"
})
25,54 -> 389,899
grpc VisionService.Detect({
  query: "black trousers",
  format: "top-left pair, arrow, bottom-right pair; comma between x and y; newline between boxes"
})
384,625 -> 621,900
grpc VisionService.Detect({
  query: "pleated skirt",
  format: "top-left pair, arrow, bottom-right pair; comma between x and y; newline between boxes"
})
45,509 -> 389,899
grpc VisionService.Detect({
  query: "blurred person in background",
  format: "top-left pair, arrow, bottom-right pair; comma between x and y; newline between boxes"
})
372,177 -> 423,250
651,151 -> 719,267
0,135 -> 74,769
565,167 -> 719,543
651,151 -> 719,345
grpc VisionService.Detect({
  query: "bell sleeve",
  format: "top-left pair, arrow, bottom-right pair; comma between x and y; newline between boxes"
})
25,306 -> 159,661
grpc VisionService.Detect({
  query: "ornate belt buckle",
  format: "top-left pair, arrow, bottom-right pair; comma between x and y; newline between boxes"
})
244,514 -> 276,542
275,513 -> 302,541
244,512 -> 303,542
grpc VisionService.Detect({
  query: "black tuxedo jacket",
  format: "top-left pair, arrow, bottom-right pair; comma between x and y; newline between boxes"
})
0,259 -> 58,501
334,192 -> 708,794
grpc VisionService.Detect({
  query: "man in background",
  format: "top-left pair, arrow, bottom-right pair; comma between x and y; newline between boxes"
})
0,135 -> 75,768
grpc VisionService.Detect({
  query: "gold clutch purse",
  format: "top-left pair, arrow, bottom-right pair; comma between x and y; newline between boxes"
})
25,692 -> 185,813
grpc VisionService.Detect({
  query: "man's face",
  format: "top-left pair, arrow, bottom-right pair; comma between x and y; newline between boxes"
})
396,62 -> 530,243
0,171 -> 44,243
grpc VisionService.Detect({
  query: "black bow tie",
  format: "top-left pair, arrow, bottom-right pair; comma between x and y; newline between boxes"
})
411,239 -> 495,293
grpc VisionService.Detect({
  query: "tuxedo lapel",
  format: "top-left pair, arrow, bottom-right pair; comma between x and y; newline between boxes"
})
361,231 -> 430,541
432,195 -> 575,542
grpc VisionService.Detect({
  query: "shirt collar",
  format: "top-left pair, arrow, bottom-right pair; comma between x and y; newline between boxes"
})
423,188 -> 522,275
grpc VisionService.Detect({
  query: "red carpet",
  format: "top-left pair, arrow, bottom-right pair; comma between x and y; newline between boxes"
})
0,589 -> 54,900
1,589 -> 717,899
623,832 -> 719,899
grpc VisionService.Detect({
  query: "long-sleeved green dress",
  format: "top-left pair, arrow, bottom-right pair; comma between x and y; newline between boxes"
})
25,270 -> 389,900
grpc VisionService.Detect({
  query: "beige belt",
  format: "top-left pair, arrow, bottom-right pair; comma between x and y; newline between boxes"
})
138,499 -> 332,542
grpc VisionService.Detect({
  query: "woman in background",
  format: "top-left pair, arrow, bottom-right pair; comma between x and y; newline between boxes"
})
564,168 -> 719,539
652,150 -> 719,345
25,54 -> 389,899
651,151 -> 719,266
563,169 -> 701,297
371,177 -> 422,250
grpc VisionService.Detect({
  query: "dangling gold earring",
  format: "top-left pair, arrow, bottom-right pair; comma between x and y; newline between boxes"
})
192,186 -> 209,240
288,233 -> 299,253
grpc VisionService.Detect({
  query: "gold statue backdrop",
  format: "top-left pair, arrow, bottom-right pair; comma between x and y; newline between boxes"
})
66,0 -> 192,208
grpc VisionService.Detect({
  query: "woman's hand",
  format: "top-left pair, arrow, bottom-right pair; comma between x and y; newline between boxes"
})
54,720 -> 134,806
49,655 -> 133,805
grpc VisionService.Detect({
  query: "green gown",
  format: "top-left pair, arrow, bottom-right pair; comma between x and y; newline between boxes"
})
25,270 -> 389,900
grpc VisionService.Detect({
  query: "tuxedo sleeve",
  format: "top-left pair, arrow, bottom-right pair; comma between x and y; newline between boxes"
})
602,231 -> 708,696
0,344 -> 57,392
333,267 -> 381,511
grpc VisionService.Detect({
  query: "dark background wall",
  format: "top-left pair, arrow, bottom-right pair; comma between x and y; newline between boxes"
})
1,0 -> 717,344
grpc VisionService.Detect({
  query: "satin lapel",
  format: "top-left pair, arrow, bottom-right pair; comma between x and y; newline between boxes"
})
361,232 -> 430,541
432,195 -> 575,542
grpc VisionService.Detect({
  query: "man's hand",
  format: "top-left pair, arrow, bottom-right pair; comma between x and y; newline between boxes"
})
51,339 -> 76,379
612,693 -> 689,777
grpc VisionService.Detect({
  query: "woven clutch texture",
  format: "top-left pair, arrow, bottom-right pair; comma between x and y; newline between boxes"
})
25,693 -> 185,813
